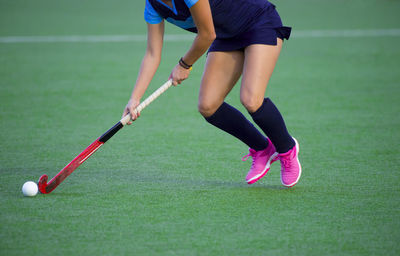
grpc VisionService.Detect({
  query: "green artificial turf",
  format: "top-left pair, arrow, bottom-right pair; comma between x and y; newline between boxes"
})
1,0 -> 399,255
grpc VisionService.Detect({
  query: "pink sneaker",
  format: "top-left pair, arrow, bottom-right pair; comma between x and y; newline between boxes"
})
242,138 -> 278,184
279,138 -> 302,187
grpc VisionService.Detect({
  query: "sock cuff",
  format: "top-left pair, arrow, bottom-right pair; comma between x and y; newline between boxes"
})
204,102 -> 228,122
249,98 -> 271,118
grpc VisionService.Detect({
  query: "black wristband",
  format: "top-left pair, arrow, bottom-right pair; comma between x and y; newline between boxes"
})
179,57 -> 192,69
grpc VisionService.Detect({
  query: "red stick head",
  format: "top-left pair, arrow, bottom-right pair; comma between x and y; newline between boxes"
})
38,174 -> 49,194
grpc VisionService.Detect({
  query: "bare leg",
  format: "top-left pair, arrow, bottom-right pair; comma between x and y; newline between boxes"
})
240,39 -> 282,112
198,51 -> 244,117
199,51 -> 269,151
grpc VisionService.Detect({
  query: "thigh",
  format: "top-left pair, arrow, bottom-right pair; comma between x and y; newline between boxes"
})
240,39 -> 283,112
199,51 -> 244,116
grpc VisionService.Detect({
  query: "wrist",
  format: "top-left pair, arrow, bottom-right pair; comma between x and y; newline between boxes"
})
130,95 -> 141,102
131,89 -> 143,102
179,57 -> 193,70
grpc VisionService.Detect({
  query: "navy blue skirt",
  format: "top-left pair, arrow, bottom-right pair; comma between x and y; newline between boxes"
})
209,5 -> 291,52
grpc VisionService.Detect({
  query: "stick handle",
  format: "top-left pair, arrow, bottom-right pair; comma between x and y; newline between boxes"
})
120,79 -> 173,125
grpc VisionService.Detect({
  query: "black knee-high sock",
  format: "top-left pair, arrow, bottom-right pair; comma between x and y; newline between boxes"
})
204,102 -> 268,151
250,98 -> 295,153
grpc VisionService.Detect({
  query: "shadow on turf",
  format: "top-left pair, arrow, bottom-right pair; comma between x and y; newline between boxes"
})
37,180 -> 289,197
188,180 -> 288,190
126,173 -> 290,190
8,167 -> 290,197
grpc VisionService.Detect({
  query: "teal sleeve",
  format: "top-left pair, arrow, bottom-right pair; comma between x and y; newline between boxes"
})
184,0 -> 199,8
144,0 -> 163,24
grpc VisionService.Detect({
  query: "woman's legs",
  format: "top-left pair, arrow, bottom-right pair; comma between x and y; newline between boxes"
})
241,40 -> 295,153
199,51 -> 268,151
240,39 -> 301,187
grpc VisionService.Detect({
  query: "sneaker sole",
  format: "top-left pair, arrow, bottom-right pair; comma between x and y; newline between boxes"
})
281,137 -> 302,187
247,152 -> 278,185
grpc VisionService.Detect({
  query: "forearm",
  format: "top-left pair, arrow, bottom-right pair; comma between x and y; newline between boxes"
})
182,32 -> 216,66
131,53 -> 161,101
181,0 -> 216,66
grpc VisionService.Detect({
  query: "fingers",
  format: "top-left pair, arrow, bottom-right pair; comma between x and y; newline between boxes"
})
169,74 -> 182,86
172,79 -> 181,86
169,74 -> 178,86
122,107 -> 133,125
122,99 -> 141,125
122,107 -> 130,125
129,107 -> 139,123
126,112 -> 138,125
122,108 -> 128,119
170,64 -> 190,86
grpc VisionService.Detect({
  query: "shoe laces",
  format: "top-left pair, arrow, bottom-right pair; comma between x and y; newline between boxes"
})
242,150 -> 258,170
242,149 -> 256,162
280,151 -> 294,172
281,158 -> 291,169
242,154 -> 251,162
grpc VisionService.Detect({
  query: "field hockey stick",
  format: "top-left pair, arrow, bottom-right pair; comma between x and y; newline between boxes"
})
38,79 -> 173,194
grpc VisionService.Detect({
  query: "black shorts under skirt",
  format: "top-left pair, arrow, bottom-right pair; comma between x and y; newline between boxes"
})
208,5 -> 292,52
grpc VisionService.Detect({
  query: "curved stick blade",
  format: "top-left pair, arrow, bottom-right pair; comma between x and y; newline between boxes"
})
38,174 -> 49,194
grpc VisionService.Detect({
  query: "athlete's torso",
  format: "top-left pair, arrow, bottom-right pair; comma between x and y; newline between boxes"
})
145,0 -> 274,38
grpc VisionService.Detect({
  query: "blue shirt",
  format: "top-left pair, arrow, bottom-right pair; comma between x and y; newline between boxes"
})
144,0 -> 275,38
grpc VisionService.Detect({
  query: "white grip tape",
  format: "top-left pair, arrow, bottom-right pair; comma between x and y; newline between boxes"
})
120,80 -> 173,125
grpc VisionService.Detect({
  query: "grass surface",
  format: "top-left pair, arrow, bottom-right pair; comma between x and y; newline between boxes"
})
1,0 -> 400,255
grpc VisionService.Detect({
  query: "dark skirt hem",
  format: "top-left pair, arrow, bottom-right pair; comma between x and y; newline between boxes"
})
208,26 -> 292,52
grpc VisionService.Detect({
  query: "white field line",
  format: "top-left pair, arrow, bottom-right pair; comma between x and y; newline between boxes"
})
0,34 -> 195,43
293,28 -> 400,38
0,29 -> 399,43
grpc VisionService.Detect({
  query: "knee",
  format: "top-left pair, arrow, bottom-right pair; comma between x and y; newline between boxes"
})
198,100 -> 219,118
240,93 -> 263,113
